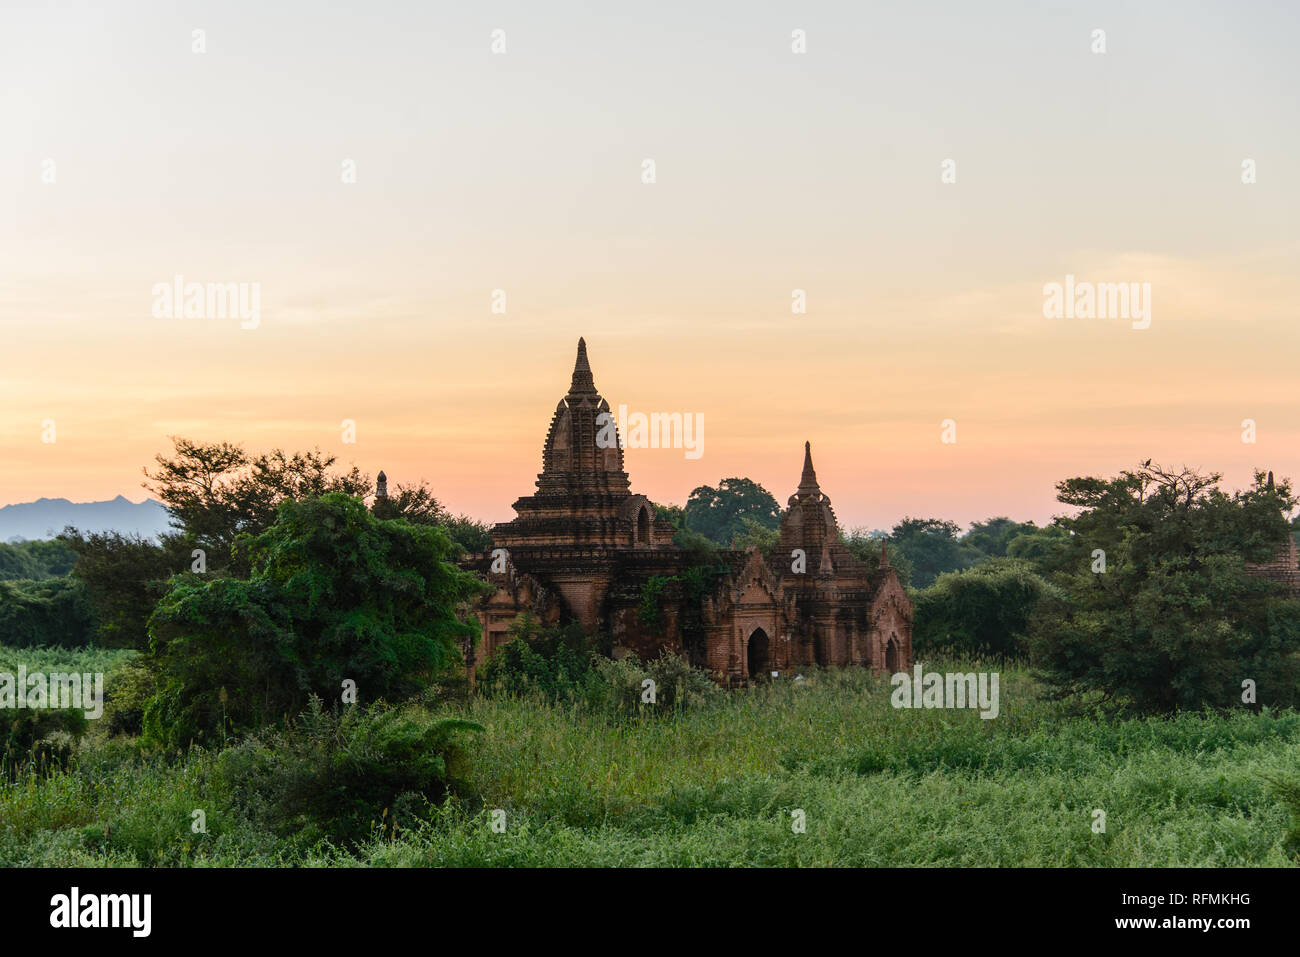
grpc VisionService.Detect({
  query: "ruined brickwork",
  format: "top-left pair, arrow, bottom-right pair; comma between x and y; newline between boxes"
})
460,338 -> 913,685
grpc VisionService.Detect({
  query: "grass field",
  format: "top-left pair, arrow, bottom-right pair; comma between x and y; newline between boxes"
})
1,647 -> 1297,866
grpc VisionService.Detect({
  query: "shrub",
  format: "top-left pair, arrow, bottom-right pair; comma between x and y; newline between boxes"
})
102,659 -> 156,738
912,558 -> 1056,658
475,615 -> 599,702
215,697 -> 482,847
583,651 -> 720,719
1,707 -> 88,777
1268,775 -> 1300,858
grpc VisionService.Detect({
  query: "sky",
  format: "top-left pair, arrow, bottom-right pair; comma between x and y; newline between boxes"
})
2,0 -> 1298,530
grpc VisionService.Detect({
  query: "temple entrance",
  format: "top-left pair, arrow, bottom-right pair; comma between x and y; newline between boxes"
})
885,636 -> 900,673
747,628 -> 770,679
636,507 -> 650,545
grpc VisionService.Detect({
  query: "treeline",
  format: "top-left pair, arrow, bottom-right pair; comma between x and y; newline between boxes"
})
0,438 -> 493,651
654,466 -> 1300,714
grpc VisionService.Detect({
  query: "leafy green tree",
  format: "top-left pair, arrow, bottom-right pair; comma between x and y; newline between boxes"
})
61,529 -> 193,649
1029,463 -> 1300,713
887,517 -> 977,589
442,515 -> 493,554
963,518 -> 1039,560
731,516 -> 780,553
1005,523 -> 1073,574
476,614 -> 599,701
144,493 -> 490,747
842,529 -> 914,588
683,478 -> 780,546
370,479 -> 493,553
652,502 -> 686,530
370,480 -> 446,525
0,577 -> 96,648
912,558 -> 1056,658
0,539 -> 77,581
143,437 -> 371,572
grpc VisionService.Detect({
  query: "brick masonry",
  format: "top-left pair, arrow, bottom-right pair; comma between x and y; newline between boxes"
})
460,338 -> 914,685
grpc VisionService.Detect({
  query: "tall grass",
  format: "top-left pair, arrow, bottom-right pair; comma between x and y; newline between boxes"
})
0,653 -> 1296,866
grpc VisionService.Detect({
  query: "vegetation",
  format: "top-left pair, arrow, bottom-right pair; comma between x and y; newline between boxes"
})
3,445 -> 1300,867
912,559 -> 1056,658
61,530 -> 192,649
0,539 -> 77,582
682,478 -> 781,547
0,657 -> 1296,866
214,696 -> 483,847
0,577 -> 95,648
143,493 -> 489,748
1028,464 -> 1300,713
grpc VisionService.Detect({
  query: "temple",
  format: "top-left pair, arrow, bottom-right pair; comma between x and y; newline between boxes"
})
462,338 -> 914,685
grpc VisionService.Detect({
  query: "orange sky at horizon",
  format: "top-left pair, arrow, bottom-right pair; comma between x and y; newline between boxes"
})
4,2 -> 1299,530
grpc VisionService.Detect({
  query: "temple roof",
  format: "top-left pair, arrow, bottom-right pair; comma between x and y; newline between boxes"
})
797,441 -> 820,496
569,337 -> 596,395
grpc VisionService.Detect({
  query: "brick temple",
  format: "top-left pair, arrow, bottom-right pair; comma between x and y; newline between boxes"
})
462,338 -> 914,685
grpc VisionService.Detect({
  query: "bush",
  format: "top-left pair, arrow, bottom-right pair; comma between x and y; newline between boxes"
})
215,697 -> 482,847
102,660 -> 156,738
476,617 -> 720,721
912,558 -> 1056,658
1,707 -> 88,777
475,615 -> 599,702
1269,775 -> 1300,858
583,651 -> 721,720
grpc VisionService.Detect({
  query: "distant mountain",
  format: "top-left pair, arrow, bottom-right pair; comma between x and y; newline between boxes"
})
0,496 -> 172,541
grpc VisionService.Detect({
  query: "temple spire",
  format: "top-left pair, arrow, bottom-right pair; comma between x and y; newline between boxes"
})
569,337 -> 596,394
798,441 -> 821,496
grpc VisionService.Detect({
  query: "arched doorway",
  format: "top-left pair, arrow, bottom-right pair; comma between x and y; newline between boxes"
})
636,507 -> 650,545
747,628 -> 770,679
885,635 -> 900,673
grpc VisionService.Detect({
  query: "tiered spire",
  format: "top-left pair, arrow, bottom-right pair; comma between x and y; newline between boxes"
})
796,441 -> 823,498
569,337 -> 596,394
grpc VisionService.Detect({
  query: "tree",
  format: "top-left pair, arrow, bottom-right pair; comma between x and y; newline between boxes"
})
842,529 -> 914,588
887,517 -> 977,589
62,529 -> 193,649
683,478 -> 781,546
0,577 -> 95,648
912,558 -> 1056,658
143,437 -> 371,571
369,479 -> 494,554
1028,463 -> 1300,713
143,493 -> 491,747
0,539 -> 77,581
442,515 -> 493,554
1005,523 -> 1073,574
370,480 -> 447,525
963,518 -> 1039,560
731,516 -> 780,553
